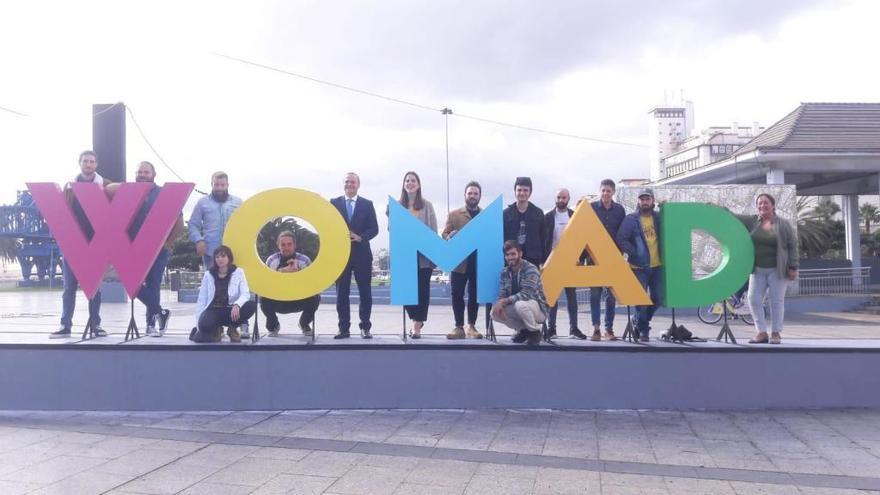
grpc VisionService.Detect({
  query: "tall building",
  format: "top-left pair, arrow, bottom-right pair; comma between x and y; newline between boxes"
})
648,99 -> 762,181
647,100 -> 694,181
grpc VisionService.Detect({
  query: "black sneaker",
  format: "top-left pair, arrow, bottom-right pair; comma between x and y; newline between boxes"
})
511,329 -> 529,343
92,326 -> 108,337
361,329 -> 372,339
50,326 -> 72,339
570,328 -> 587,340
546,327 -> 557,339
526,331 -> 542,345
158,309 -> 171,331
334,331 -> 350,339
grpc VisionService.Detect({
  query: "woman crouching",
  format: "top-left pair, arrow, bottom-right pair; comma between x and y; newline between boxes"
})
191,245 -> 256,343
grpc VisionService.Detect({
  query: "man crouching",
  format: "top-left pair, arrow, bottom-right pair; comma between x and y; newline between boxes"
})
492,240 -> 548,345
260,231 -> 321,336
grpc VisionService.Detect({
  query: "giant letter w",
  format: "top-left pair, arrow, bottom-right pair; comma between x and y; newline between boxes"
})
28,182 -> 193,298
389,197 -> 504,305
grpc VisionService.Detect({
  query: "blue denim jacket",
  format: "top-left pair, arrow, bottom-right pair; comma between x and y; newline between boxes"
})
616,210 -> 661,268
187,194 -> 242,255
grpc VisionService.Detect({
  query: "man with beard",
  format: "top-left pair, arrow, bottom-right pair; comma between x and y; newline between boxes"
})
589,179 -> 626,341
188,172 -> 246,334
492,240 -> 548,346
115,162 -> 185,336
502,177 -> 545,267
260,231 -> 321,337
542,188 -> 586,340
442,181 -> 484,340
50,150 -> 109,339
616,188 -> 662,342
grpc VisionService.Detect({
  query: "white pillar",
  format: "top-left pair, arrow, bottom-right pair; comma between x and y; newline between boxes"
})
841,194 -> 863,287
766,169 -> 785,184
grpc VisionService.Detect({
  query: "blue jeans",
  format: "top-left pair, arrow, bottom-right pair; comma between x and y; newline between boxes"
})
136,248 -> 170,326
633,267 -> 662,336
590,287 -> 616,330
60,259 -> 102,329
548,287 -> 578,330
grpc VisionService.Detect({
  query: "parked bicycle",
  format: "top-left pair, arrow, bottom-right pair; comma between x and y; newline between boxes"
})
698,295 -> 754,326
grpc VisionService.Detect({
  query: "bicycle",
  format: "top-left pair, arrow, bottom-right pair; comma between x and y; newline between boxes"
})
698,296 -> 754,326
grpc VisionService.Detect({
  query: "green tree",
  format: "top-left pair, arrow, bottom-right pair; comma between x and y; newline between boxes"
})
0,238 -> 20,263
257,217 -> 320,262
796,197 -> 831,258
167,232 -> 202,271
812,197 -> 840,222
860,203 -> 880,233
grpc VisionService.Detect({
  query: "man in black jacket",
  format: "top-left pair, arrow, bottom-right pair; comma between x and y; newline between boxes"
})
542,188 -> 586,339
589,179 -> 626,341
503,177 -> 545,267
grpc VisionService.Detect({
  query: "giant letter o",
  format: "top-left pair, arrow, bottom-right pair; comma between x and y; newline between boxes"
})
223,188 -> 351,300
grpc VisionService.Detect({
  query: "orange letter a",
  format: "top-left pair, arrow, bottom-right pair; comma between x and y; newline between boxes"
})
543,201 -> 651,307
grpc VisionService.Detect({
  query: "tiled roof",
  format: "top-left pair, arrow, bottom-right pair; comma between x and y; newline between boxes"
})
734,103 -> 880,155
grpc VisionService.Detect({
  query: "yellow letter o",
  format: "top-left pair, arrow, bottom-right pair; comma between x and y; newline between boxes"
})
223,188 -> 350,301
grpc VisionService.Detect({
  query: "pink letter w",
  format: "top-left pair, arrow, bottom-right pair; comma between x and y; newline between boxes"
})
27,182 -> 193,299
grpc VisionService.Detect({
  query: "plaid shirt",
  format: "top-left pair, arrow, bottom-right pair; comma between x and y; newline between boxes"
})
498,259 -> 548,315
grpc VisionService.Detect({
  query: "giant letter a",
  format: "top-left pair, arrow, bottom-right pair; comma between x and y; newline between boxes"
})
542,201 -> 651,307
28,182 -> 193,298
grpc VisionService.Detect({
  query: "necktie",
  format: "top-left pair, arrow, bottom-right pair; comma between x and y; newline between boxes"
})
346,199 -> 354,221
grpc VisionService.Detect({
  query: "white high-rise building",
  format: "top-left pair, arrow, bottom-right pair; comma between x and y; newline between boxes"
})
647,99 -> 694,181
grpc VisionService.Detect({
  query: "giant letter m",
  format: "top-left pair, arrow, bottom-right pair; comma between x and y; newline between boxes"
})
389,197 -> 503,305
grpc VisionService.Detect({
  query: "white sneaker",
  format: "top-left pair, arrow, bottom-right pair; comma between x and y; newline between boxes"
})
146,326 -> 158,337
239,323 -> 250,339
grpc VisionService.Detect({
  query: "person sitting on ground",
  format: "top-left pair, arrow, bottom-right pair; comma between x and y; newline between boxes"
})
260,230 -> 321,337
191,245 -> 256,343
492,240 -> 549,345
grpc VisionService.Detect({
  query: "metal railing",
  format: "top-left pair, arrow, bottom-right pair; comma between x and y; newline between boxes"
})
792,267 -> 871,295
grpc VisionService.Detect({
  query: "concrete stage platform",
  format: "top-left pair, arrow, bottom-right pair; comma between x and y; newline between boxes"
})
2,332 -> 880,411
1,290 -> 879,411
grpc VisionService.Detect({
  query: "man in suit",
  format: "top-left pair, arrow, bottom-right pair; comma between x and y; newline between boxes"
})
331,172 -> 379,339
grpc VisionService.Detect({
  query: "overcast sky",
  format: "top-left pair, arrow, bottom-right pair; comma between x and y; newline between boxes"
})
1,0 -> 878,249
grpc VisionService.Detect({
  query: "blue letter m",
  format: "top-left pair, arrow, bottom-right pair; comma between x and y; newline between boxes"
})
389,196 -> 503,305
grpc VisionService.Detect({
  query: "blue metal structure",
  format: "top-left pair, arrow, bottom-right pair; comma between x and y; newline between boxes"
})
0,190 -> 61,284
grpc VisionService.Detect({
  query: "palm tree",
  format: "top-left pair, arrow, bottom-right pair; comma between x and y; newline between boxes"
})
860,203 -> 880,233
812,197 -> 841,222
796,197 -> 831,258
0,238 -> 20,263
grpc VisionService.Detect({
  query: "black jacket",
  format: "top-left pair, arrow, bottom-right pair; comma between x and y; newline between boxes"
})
503,201 -> 545,265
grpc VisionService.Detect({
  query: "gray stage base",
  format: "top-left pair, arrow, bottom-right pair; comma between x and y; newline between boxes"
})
2,342 -> 880,411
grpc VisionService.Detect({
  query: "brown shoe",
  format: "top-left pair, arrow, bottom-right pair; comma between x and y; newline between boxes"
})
227,326 -> 241,343
447,326 -> 465,339
605,330 -> 618,341
770,332 -> 782,344
466,325 -> 483,339
590,330 -> 602,342
748,331 -> 769,344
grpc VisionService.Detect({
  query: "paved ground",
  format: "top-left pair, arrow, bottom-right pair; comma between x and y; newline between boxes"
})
1,408 -> 880,494
3,290 -> 880,493
1,290 -> 880,343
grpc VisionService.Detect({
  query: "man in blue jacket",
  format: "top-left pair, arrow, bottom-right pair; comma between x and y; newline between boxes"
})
188,171 -> 242,270
330,172 -> 379,339
616,188 -> 662,342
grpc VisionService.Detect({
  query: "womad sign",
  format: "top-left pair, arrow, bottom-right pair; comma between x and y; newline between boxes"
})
27,183 -> 788,308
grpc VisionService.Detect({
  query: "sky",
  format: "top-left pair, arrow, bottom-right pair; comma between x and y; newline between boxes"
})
1,0 -> 879,250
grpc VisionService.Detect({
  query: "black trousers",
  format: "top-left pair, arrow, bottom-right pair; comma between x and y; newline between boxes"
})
336,260 -> 372,332
548,287 -> 579,330
261,295 -> 321,330
405,267 -> 432,322
194,300 -> 257,342
451,257 -> 478,327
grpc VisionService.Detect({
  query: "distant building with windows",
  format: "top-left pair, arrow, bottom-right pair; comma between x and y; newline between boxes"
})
648,99 -> 763,181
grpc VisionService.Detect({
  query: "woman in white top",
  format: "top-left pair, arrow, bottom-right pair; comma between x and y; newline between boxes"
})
191,245 -> 255,343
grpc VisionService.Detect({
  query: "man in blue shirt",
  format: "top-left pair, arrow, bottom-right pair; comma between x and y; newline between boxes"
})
589,179 -> 626,341
188,171 -> 242,271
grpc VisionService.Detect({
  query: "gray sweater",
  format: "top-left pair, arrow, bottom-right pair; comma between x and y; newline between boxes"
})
736,214 -> 799,280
